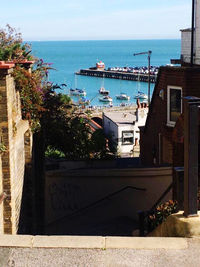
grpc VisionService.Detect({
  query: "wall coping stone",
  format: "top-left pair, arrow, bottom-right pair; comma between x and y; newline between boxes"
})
0,62 -> 15,69
0,235 -> 188,249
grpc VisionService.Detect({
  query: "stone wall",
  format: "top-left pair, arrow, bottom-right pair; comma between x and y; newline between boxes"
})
0,63 -> 32,234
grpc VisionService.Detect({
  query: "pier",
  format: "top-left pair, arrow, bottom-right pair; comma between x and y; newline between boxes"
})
76,69 -> 157,83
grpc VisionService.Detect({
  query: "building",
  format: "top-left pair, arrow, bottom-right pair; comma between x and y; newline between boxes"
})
140,66 -> 200,166
103,103 -> 148,157
140,0 -> 200,166
181,0 -> 200,65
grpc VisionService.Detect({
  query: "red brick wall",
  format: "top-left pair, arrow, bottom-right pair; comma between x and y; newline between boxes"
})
140,66 -> 200,166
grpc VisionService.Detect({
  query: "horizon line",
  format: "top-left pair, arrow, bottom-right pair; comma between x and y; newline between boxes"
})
24,38 -> 181,42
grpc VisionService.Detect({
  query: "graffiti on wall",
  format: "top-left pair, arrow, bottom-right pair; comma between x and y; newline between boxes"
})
49,182 -> 82,212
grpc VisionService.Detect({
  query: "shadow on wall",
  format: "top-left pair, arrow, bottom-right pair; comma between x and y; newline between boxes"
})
44,166 -> 172,236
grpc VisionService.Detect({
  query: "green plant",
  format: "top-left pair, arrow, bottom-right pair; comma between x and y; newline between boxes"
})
0,25 -> 117,160
145,200 -> 178,233
0,24 -> 33,61
12,63 -> 48,131
45,146 -> 65,159
0,142 -> 7,153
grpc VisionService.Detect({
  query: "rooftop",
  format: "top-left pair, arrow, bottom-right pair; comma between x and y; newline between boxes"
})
103,111 -> 136,127
180,28 -> 192,32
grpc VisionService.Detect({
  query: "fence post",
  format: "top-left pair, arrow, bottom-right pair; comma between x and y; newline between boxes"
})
138,211 -> 145,236
183,96 -> 200,217
174,167 -> 184,210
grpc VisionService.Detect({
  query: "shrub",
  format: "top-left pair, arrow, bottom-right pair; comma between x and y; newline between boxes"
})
145,200 -> 178,233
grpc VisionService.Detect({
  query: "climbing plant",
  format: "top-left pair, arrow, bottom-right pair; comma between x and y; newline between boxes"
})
12,60 -> 51,131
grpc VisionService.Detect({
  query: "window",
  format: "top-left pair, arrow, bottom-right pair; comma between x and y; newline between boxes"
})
167,86 -> 182,127
122,131 -> 134,145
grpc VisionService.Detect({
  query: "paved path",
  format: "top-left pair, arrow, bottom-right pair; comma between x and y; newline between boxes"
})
1,238 -> 200,267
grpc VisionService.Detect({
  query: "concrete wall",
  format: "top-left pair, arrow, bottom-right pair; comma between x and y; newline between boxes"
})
45,167 -> 172,226
103,108 -> 147,156
0,65 -> 32,234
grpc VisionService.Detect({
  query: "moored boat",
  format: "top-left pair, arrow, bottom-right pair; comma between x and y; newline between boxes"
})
99,95 -> 112,103
99,87 -> 110,95
134,91 -> 148,100
70,88 -> 86,96
116,92 -> 130,100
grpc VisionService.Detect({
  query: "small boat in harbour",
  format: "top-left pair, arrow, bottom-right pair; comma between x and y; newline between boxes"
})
134,91 -> 148,100
70,88 -> 86,96
116,92 -> 130,100
99,87 -> 110,95
99,95 -> 113,103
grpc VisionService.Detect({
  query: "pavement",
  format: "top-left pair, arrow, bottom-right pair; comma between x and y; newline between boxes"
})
0,235 -> 200,267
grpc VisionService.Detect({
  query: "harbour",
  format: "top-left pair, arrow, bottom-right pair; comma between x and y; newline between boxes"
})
76,68 -> 157,83
31,40 -> 180,107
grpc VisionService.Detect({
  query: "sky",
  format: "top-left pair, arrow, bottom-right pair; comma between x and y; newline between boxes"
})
0,0 -> 192,41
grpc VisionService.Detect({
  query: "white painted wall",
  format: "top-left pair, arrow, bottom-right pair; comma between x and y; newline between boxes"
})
181,30 -> 192,63
117,125 -> 135,154
181,0 -> 200,64
103,107 -> 148,156
136,107 -> 148,127
195,0 -> 200,63
103,115 -> 118,146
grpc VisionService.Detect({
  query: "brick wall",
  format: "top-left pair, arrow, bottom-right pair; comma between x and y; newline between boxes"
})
0,156 -> 3,234
0,64 -> 32,234
140,66 -> 200,166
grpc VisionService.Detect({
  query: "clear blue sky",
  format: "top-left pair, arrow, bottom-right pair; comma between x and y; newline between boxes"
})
0,0 -> 191,40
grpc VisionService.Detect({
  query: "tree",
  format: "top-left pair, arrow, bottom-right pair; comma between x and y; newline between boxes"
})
0,25 -> 114,160
90,129 -> 116,159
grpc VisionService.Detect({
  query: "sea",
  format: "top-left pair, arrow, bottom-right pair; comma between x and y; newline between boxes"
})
30,39 -> 181,107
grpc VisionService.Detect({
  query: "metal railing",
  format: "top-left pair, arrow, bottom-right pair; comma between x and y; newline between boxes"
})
48,185 -> 146,226
138,182 -> 173,236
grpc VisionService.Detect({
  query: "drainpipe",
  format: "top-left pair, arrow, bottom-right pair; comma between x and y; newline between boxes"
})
191,0 -> 195,66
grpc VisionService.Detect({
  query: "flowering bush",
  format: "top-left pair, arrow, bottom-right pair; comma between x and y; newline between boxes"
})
12,60 -> 52,131
145,200 -> 178,233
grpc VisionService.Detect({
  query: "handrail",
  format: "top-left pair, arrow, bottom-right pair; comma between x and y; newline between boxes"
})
150,182 -> 173,211
48,185 -> 146,226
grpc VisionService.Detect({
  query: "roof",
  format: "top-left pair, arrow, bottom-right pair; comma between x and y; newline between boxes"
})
103,111 -> 136,127
180,28 -> 192,32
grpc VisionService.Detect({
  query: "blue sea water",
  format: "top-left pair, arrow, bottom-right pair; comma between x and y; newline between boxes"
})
30,39 -> 181,107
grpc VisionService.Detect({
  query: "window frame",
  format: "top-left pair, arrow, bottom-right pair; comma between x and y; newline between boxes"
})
167,85 -> 182,127
122,130 -> 134,145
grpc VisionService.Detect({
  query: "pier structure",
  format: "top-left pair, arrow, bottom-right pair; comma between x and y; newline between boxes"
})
76,69 -> 157,83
